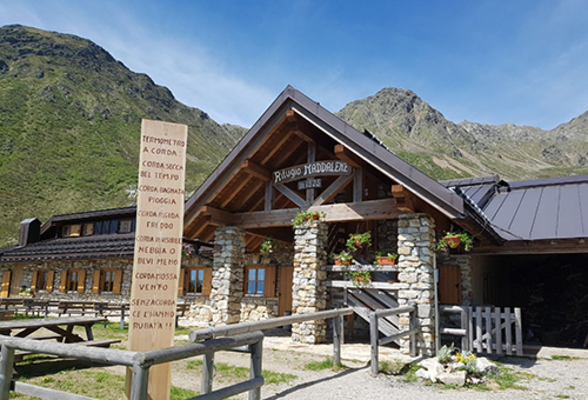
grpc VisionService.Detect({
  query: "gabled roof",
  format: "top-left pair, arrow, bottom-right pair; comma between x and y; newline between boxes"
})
442,174 -> 588,241
185,85 -> 474,227
41,206 -> 136,234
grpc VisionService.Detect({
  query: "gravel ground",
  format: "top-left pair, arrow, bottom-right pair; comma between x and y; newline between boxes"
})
265,356 -> 588,400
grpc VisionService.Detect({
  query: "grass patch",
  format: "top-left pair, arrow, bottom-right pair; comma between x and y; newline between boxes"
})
379,360 -> 407,375
551,355 -> 578,361
305,357 -> 346,372
489,366 -> 530,390
402,364 -> 422,383
187,361 -> 297,385
170,386 -> 199,400
555,395 -> 570,399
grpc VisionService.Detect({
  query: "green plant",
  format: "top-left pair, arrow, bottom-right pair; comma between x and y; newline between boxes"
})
182,244 -> 196,257
346,231 -> 372,252
349,270 -> 371,287
437,232 -> 474,253
333,250 -> 353,265
305,357 -> 346,371
292,210 -> 326,229
454,351 -> 478,373
437,343 -> 456,363
260,237 -> 277,255
374,251 -> 398,265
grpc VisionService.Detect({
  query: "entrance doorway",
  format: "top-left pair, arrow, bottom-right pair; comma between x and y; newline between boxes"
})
278,267 -> 294,316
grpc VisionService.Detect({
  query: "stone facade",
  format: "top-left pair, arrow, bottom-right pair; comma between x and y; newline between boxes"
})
438,253 -> 473,305
397,213 -> 436,355
377,219 -> 399,253
209,226 -> 246,326
291,221 -> 328,344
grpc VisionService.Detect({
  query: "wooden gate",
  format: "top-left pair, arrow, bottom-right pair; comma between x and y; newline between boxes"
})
440,305 -> 523,356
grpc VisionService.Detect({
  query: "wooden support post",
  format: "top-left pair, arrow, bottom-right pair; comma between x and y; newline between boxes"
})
370,312 -> 379,376
274,185 -> 306,208
120,305 -> 126,330
461,308 -> 469,352
306,141 -> 316,205
264,181 -> 274,211
248,339 -> 263,400
333,315 -> 342,366
202,352 -> 214,394
409,309 -> 417,357
130,364 -> 149,400
353,168 -> 363,203
515,308 -> 523,356
0,345 -> 14,400
391,185 -> 415,213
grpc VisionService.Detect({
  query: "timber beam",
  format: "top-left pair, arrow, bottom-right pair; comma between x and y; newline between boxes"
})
241,159 -> 271,182
200,206 -> 232,227
391,184 -> 416,213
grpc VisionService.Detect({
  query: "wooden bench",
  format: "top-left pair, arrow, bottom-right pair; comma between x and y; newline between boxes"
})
57,301 -> 99,317
175,302 -> 191,327
14,339 -> 122,361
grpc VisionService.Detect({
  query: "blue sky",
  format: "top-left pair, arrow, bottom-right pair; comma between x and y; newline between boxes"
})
1,1 -> 587,129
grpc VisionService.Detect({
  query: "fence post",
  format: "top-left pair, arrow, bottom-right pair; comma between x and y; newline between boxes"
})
120,305 -> 126,330
0,345 -> 15,400
130,363 -> 149,400
201,352 -> 214,394
409,308 -> 417,357
369,312 -> 379,376
333,315 -> 342,367
249,337 -> 263,400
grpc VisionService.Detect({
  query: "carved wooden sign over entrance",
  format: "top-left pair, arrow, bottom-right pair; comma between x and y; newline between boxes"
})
273,160 -> 351,185
126,119 -> 187,400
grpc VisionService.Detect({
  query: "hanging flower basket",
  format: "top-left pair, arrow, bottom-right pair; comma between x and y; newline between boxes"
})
437,232 -> 474,253
445,235 -> 461,249
260,237 -> 277,255
346,232 -> 372,252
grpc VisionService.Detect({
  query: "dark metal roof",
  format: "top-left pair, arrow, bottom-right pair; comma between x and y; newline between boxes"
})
443,174 -> 588,241
0,232 -> 213,263
0,233 -> 136,262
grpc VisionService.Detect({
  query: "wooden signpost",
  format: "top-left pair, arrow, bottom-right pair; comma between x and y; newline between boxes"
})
126,119 -> 188,400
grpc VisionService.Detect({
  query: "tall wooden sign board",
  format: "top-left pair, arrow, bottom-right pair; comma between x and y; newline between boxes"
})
126,119 -> 187,400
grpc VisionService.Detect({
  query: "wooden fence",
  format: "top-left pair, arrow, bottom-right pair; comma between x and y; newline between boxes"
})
440,305 -> 523,356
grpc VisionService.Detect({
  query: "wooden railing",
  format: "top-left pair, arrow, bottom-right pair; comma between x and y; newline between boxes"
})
440,305 -> 523,356
0,332 -> 265,400
369,305 -> 418,375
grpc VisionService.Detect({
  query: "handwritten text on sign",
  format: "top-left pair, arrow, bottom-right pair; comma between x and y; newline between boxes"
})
127,119 -> 187,400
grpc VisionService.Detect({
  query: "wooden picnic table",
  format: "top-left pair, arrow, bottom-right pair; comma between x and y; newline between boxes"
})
0,316 -> 106,343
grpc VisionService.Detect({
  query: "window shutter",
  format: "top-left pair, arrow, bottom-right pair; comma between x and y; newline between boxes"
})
92,270 -> 101,294
113,270 -> 123,295
59,271 -> 67,293
1,271 -> 11,297
46,271 -> 55,292
264,267 -> 276,298
178,268 -> 185,296
77,270 -> 86,293
202,268 -> 212,296
31,271 -> 38,292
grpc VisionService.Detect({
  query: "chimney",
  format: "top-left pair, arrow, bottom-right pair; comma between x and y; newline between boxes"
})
18,218 -> 41,247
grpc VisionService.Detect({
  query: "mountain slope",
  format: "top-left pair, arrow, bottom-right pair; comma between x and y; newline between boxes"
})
337,88 -> 588,180
0,25 -> 243,245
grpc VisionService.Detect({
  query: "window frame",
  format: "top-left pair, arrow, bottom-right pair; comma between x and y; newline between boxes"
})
119,219 -> 133,233
66,270 -> 82,293
184,267 -> 207,295
82,223 -> 94,236
62,224 -> 81,237
36,270 -> 49,291
100,269 -> 117,293
245,267 -> 266,296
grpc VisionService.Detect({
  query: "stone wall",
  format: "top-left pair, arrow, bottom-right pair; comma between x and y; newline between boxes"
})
292,221 -> 328,344
377,219 -> 399,253
209,226 -> 246,326
397,213 -> 435,355
438,253 -> 473,305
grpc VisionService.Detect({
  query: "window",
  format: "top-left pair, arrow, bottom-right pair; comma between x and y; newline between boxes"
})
244,266 -> 276,297
119,220 -> 133,233
60,270 -> 85,293
246,267 -> 265,295
62,224 -> 81,237
92,269 -> 122,295
67,271 -> 80,292
178,268 -> 211,296
32,270 -> 54,292
101,270 -> 116,292
82,223 -> 94,236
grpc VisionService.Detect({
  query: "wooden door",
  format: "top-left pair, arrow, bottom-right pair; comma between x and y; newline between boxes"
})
278,267 -> 294,316
439,265 -> 462,305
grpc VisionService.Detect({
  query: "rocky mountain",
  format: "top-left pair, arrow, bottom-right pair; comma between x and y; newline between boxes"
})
337,87 -> 588,180
0,25 -> 243,245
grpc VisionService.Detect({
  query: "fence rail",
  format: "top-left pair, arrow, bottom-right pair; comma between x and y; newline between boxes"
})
369,305 -> 417,375
0,332 -> 264,400
440,305 -> 523,356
